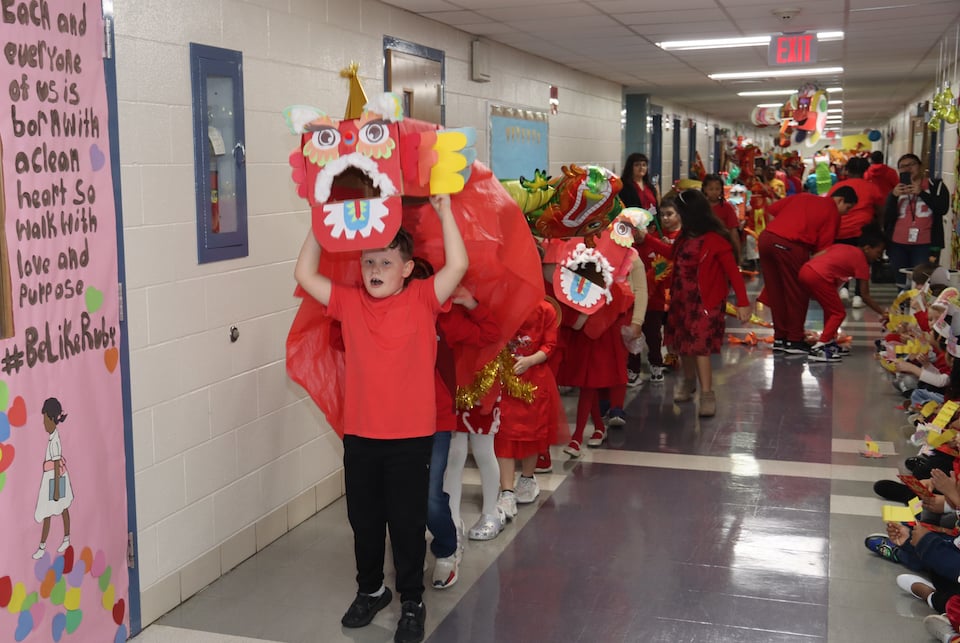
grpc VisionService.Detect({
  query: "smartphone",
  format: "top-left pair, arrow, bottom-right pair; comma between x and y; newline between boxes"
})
899,171 -> 911,185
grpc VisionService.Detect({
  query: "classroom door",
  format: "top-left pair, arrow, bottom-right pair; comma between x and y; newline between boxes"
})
385,47 -> 443,125
0,1 -> 135,640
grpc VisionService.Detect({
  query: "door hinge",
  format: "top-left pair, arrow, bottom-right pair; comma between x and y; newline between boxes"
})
102,11 -> 114,59
127,532 -> 136,568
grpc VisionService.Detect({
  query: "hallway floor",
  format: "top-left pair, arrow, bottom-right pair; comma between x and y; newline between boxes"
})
138,286 -> 940,642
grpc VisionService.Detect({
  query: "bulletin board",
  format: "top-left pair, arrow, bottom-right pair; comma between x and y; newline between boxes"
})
489,104 -> 549,180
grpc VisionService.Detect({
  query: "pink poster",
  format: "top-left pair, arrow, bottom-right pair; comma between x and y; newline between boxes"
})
0,1 -> 129,642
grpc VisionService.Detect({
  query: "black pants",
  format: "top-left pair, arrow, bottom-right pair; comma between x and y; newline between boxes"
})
343,434 -> 433,604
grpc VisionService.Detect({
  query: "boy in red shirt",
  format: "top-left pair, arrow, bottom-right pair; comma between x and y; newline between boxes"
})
799,224 -> 886,361
758,187 -> 857,354
294,194 -> 468,643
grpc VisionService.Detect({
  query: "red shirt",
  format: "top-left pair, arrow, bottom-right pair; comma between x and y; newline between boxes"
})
328,278 -> 444,439
765,193 -> 840,252
710,200 -> 739,230
805,244 -> 869,287
865,163 -> 899,197
829,178 -> 884,240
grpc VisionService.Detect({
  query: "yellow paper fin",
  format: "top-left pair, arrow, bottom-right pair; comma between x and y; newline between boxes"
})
929,428 -> 958,447
908,497 -> 923,514
882,505 -> 916,522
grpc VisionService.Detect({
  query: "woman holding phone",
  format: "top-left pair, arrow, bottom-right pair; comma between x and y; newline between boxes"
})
882,153 -> 950,290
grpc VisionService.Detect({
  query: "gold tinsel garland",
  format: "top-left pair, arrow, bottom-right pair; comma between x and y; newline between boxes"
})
456,347 -> 537,410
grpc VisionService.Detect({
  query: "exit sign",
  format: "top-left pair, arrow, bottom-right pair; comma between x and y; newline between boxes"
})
768,32 -> 818,66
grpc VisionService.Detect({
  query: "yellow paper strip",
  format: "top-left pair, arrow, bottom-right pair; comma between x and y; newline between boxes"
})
882,505 -> 916,522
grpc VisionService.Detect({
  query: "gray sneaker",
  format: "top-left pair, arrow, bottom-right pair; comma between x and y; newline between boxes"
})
649,365 -> 665,383
497,490 -> 518,519
924,614 -> 959,643
515,475 -> 540,504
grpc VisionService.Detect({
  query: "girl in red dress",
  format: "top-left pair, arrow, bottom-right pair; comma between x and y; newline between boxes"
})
492,300 -> 561,519
636,190 -> 751,417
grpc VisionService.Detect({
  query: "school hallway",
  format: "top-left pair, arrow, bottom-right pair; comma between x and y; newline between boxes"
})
134,283 -> 930,642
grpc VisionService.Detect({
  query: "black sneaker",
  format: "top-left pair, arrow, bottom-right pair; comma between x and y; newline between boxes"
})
783,341 -> 810,355
342,587 -> 393,628
836,343 -> 850,357
772,338 -> 787,352
394,600 -> 426,643
808,342 -> 841,362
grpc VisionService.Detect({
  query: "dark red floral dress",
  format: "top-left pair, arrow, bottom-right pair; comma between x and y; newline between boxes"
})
663,235 -> 727,355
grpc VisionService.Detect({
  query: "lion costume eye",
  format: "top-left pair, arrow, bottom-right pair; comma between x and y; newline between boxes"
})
302,123 -> 341,166
356,114 -> 396,159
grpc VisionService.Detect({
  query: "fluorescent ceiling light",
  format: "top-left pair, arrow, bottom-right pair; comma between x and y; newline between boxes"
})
710,66 -> 843,80
657,31 -> 844,51
756,102 -> 785,107
827,108 -> 843,113
737,86 -> 842,97
829,100 -> 843,105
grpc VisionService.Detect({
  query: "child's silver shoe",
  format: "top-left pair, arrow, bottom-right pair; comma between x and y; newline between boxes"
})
468,509 -> 505,541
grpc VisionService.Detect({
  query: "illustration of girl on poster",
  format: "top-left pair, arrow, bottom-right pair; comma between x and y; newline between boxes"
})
31,398 -> 73,560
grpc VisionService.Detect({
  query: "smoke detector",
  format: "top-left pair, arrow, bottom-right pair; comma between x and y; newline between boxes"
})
772,8 -> 801,22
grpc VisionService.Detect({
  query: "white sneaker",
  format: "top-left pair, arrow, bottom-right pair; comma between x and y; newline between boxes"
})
497,490 -> 518,520
432,551 -> 460,589
896,573 -> 934,599
514,475 -> 540,504
57,538 -> 70,553
31,546 -> 46,560
627,370 -> 643,388
839,287 -> 850,301
649,365 -> 665,383
852,295 -> 865,309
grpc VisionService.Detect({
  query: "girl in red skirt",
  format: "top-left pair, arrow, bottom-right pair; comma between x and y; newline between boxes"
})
493,300 -> 561,518
636,189 -> 751,417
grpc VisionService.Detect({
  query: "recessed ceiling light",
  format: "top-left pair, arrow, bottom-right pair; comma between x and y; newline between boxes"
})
829,99 -> 843,104
737,86 -> 842,97
656,31 -> 843,51
710,66 -> 843,80
756,102 -> 785,107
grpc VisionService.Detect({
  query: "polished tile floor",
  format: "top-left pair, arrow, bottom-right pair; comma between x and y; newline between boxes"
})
143,284 -> 943,642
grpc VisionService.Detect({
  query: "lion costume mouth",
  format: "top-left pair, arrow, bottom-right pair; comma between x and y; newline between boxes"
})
557,243 -> 613,311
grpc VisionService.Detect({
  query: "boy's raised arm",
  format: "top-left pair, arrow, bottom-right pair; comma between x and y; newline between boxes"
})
430,194 -> 469,304
294,230 -> 333,306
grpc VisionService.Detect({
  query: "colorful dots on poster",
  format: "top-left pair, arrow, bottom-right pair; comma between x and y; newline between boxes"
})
63,588 -> 81,611
50,579 -> 66,606
40,570 -> 56,599
89,144 -> 106,171
84,286 -> 104,313
0,413 -> 9,442
0,381 -> 8,410
30,602 -> 45,630
104,347 -> 119,373
14,610 -> 32,641
91,550 -> 106,577
66,564 -> 85,588
0,576 -> 11,608
112,599 -> 125,625
21,590 -> 38,612
65,608 -> 82,633
114,624 -> 128,643
34,553 -> 50,582
51,612 -> 66,642
63,547 -> 75,575
98,565 -> 111,591
0,472 -> 5,493
7,581 -> 26,613
8,396 -> 27,427
0,443 -> 14,474
79,547 -> 93,574
101,584 -> 114,610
